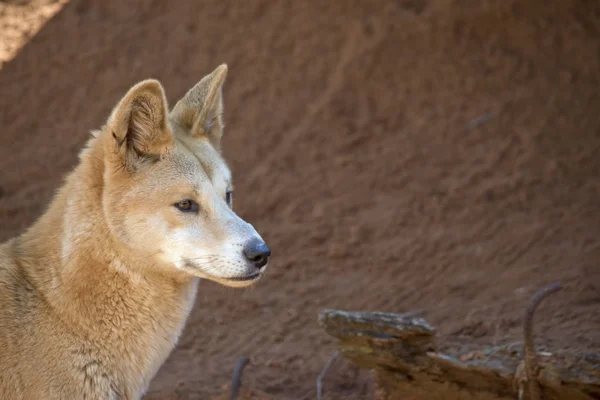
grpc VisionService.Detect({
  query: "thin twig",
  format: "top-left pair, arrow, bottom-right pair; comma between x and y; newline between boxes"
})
466,111 -> 494,129
522,281 -> 562,400
317,351 -> 340,400
230,356 -> 250,400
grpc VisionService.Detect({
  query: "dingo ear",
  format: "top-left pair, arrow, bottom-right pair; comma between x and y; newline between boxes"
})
107,79 -> 172,171
170,64 -> 228,150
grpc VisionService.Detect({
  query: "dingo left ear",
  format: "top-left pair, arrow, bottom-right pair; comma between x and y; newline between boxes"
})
107,79 -> 172,171
170,64 -> 228,150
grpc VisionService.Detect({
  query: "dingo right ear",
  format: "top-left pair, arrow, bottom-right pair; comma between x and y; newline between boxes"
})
107,80 -> 173,171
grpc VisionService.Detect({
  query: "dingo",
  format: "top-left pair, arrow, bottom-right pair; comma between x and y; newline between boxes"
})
0,65 -> 271,399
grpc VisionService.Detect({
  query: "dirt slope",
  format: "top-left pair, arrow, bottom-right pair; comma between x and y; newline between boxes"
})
0,0 -> 67,67
0,0 -> 599,398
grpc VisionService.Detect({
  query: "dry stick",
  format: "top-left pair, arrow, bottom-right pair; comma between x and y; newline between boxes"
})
523,281 -> 562,400
317,351 -> 340,400
466,111 -> 494,129
230,356 -> 250,400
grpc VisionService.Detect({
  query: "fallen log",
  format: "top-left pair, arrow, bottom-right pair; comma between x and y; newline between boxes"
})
318,309 -> 600,400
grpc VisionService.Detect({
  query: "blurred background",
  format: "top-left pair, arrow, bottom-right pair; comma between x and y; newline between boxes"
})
0,0 -> 599,399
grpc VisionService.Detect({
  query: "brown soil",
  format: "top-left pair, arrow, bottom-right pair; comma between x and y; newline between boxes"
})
0,0 -> 67,67
1,0 -> 599,399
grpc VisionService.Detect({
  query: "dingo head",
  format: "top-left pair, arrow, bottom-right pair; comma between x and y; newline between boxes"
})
99,65 -> 270,287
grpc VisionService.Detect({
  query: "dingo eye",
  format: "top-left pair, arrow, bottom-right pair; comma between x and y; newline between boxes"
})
175,199 -> 199,213
226,190 -> 233,207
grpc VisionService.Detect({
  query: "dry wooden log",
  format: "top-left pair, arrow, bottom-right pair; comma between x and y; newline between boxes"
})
319,309 -> 600,400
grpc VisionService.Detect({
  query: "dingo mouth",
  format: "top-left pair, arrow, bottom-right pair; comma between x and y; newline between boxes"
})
223,272 -> 261,282
211,272 -> 263,288
182,259 -> 263,285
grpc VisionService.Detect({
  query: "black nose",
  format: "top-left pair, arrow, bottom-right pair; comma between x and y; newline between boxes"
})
243,239 -> 271,269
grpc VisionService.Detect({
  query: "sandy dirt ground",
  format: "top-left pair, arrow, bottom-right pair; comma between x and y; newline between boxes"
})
0,0 -> 67,67
0,0 -> 599,399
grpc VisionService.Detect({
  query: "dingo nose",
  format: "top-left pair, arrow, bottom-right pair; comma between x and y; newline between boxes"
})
243,239 -> 271,269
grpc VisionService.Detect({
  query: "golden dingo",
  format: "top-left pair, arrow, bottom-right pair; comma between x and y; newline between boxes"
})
0,64 -> 271,399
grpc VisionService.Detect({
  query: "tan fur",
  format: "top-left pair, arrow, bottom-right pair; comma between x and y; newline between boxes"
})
0,65 -> 270,399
